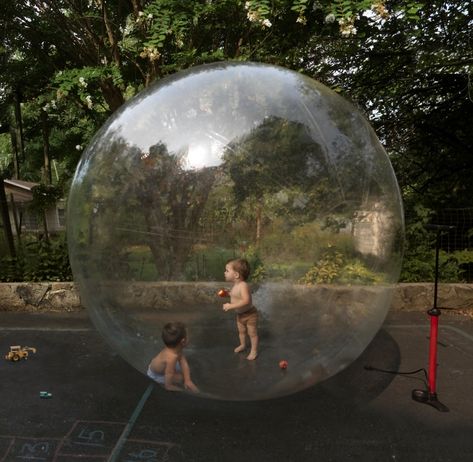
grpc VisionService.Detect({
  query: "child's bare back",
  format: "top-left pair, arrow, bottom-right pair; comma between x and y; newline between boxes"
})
147,322 -> 198,392
149,348 -> 179,374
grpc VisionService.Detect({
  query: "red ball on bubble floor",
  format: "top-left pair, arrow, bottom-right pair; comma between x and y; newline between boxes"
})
279,360 -> 288,370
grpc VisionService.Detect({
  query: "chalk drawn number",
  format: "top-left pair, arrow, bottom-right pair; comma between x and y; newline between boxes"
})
125,448 -> 159,461
76,428 -> 105,447
18,441 -> 50,459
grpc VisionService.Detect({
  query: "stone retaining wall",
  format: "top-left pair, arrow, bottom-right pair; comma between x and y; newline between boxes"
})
0,282 -> 472,313
0,282 -> 81,312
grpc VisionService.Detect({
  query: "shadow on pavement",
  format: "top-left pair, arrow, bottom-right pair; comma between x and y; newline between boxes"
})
319,327 -> 402,406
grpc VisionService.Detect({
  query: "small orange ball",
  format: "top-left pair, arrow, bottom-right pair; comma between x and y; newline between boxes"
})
217,289 -> 229,298
279,360 -> 288,370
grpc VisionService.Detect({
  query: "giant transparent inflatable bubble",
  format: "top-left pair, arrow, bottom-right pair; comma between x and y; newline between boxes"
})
68,62 -> 404,401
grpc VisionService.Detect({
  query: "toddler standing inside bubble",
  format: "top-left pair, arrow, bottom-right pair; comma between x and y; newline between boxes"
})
223,258 -> 259,360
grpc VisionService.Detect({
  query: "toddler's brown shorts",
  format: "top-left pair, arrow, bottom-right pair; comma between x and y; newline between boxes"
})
237,306 -> 258,328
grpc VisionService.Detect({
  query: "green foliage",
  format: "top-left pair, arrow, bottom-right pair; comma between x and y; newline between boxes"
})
184,246 -> 235,281
290,0 -> 309,16
399,205 -> 473,283
142,1 -> 193,50
0,257 -> 22,282
299,245 -> 344,284
339,260 -> 384,284
329,0 -> 372,20
450,249 -> 473,282
23,238 -> 72,282
225,117 -> 324,203
1,0 -> 471,285
399,256 -> 434,282
53,66 -> 124,112
299,245 -> 385,284
260,219 -> 354,264
404,1 -> 424,20
30,184 -> 62,212
182,244 -> 266,282
400,250 -> 467,283
5,92 -> 98,186
124,246 -> 159,281
452,249 -> 473,267
263,261 -> 310,280
399,205 -> 435,282
0,234 -> 72,282
436,251 -> 467,283
242,245 -> 266,282
0,134 -> 12,172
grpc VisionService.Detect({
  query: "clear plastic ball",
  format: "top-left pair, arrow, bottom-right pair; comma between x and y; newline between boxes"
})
67,62 -> 404,401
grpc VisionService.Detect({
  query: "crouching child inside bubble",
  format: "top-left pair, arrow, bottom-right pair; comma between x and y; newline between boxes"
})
147,322 -> 199,393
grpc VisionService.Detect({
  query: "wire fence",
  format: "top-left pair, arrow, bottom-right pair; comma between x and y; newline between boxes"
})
432,208 -> 473,282
2,207 -> 473,282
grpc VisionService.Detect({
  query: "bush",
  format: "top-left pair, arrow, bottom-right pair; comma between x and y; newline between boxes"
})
263,261 -> 310,280
126,246 -> 159,281
259,219 -> 354,263
183,244 -> 267,282
184,246 -> 236,281
399,204 -> 473,282
339,260 -> 385,284
0,234 -> 72,282
299,246 -> 344,284
299,246 -> 386,285
242,245 -> 266,282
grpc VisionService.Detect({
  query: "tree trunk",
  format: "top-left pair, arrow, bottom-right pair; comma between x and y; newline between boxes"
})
13,90 -> 25,164
41,210 -> 50,243
143,167 -> 216,280
255,202 -> 262,247
99,78 -> 125,112
41,111 -> 52,184
130,0 -> 142,16
9,128 -> 20,179
0,178 -> 16,257
100,1 -> 121,67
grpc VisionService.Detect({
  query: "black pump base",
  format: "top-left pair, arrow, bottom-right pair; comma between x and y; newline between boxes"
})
412,389 -> 449,412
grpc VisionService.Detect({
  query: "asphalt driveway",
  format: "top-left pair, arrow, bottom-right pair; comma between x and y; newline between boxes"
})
1,310 -> 473,462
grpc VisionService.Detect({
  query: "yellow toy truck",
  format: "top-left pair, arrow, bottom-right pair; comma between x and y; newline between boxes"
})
5,345 -> 37,362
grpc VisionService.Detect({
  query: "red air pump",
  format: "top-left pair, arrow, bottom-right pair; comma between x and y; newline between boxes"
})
411,224 -> 453,412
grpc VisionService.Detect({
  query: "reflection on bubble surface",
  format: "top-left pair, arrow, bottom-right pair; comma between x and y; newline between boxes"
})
68,62 -> 403,401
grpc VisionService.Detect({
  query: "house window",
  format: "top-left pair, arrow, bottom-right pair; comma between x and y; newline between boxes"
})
57,208 -> 66,227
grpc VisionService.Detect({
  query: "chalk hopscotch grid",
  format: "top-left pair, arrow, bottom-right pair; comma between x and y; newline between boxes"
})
0,421 -> 179,462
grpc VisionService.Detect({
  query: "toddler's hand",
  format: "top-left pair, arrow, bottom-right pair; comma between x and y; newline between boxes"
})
223,303 -> 231,311
185,381 -> 199,393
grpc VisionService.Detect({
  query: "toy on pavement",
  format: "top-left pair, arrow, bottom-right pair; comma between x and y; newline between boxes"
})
5,345 -> 37,362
